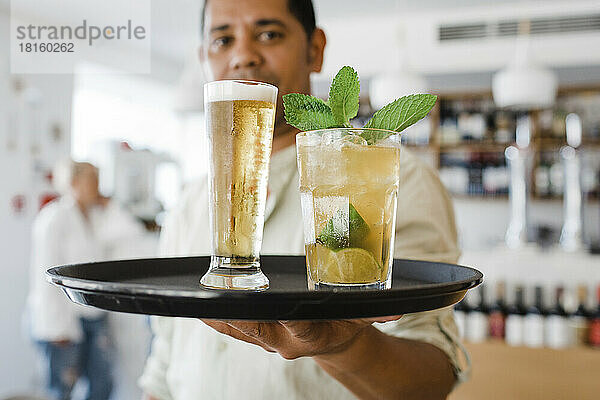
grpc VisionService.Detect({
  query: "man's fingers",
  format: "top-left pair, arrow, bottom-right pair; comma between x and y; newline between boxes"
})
224,321 -> 285,349
363,315 -> 403,324
280,320 -> 324,342
200,319 -> 276,352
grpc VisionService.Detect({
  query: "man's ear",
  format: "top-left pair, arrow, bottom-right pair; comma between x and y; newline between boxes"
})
308,28 -> 326,73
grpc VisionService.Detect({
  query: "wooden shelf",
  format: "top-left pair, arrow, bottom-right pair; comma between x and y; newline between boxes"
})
451,194 -> 509,200
426,88 -> 600,202
582,139 -> 600,150
532,137 -> 600,149
439,143 -> 512,153
403,143 -> 438,150
534,137 -> 567,149
435,140 -> 600,152
449,341 -> 600,400
451,194 -> 600,204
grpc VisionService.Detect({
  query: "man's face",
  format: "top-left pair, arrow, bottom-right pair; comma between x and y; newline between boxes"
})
72,164 -> 99,206
201,0 -> 324,132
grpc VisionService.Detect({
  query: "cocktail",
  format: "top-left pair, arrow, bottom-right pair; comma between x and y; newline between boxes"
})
297,129 -> 401,289
200,80 -> 277,290
283,65 -> 437,290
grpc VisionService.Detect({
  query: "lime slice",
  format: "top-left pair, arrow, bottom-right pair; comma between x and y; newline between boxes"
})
307,243 -> 335,281
320,247 -> 381,284
317,203 -> 370,250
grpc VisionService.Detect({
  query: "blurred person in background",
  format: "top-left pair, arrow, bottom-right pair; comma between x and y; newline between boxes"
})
139,0 -> 466,399
27,159 -> 146,400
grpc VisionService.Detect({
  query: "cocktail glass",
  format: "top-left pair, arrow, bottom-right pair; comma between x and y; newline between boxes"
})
296,128 -> 401,290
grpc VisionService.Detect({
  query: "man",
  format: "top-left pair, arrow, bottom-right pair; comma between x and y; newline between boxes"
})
139,0 -> 467,398
28,160 -> 146,400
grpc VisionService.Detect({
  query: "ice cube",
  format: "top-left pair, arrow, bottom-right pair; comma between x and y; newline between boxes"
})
301,134 -> 321,147
340,134 -> 368,147
313,195 -> 352,249
322,130 -> 343,146
300,192 -> 315,243
375,136 -> 401,148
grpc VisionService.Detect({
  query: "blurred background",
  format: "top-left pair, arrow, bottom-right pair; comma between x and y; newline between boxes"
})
1,0 -> 600,399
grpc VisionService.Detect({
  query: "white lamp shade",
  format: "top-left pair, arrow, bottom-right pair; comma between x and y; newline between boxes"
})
492,65 -> 557,109
369,73 -> 428,110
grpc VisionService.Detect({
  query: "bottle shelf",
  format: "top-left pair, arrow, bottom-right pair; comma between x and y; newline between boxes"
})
438,143 -> 512,153
428,87 -> 600,202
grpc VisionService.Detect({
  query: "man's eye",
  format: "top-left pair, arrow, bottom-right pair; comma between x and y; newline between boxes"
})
257,31 -> 283,42
213,36 -> 232,48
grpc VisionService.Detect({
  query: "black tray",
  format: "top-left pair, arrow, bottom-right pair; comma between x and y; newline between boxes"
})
46,255 -> 482,320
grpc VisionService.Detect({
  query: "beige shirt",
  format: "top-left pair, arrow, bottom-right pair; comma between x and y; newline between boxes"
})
139,145 -> 469,400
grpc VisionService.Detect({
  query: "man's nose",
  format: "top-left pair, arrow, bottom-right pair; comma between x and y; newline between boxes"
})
229,37 -> 263,70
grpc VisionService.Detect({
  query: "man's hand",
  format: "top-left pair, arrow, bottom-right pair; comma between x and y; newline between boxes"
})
201,316 -> 401,360
202,316 -> 455,400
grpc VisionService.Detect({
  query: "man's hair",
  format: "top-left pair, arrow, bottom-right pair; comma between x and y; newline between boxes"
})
200,0 -> 316,39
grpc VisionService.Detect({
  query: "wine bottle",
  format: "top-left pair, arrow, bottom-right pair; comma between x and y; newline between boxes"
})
505,285 -> 526,346
523,286 -> 545,348
569,285 -> 590,346
454,292 -> 471,339
545,286 -> 570,349
466,285 -> 488,343
588,285 -> 600,347
488,281 -> 507,339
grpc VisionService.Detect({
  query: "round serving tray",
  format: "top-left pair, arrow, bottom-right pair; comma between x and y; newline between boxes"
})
47,255 -> 482,320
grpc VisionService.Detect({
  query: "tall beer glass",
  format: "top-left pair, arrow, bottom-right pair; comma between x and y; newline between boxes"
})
200,80 -> 277,290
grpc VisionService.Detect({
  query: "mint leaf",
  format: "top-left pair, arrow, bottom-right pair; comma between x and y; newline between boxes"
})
363,94 -> 437,137
359,130 -> 394,146
328,66 -> 360,127
283,93 -> 338,131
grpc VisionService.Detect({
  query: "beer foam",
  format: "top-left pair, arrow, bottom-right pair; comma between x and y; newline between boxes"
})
205,80 -> 277,103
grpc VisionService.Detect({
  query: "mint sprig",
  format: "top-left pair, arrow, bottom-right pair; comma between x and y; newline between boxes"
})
328,66 -> 360,127
283,66 -> 437,145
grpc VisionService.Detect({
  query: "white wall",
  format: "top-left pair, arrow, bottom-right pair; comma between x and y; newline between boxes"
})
0,8 -> 76,396
0,6 -> 169,397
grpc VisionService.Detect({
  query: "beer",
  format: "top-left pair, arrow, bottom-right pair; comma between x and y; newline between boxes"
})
201,80 -> 277,290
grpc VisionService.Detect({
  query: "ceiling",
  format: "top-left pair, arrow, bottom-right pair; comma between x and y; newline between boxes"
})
3,0 -> 599,89
314,0 -> 536,17
1,0 -> 547,66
